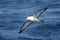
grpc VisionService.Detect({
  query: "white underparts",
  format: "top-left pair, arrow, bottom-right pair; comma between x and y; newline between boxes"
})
26,16 -> 40,22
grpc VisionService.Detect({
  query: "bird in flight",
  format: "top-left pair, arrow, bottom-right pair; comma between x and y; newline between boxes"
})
19,7 -> 48,34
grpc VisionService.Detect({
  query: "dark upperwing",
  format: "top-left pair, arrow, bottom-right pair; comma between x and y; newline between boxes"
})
34,7 -> 48,18
19,20 -> 32,34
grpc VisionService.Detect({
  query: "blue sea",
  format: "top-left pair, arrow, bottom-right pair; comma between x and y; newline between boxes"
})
0,0 -> 60,40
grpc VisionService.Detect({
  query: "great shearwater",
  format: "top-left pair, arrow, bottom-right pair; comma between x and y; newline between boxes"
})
19,7 -> 48,34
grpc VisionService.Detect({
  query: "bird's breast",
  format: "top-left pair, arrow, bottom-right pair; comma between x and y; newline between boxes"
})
26,16 -> 39,21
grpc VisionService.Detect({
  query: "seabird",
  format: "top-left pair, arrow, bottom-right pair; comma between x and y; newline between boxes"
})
19,7 -> 48,34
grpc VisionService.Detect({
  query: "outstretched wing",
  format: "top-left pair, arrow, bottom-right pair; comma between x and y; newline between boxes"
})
19,20 -> 32,34
34,7 -> 48,18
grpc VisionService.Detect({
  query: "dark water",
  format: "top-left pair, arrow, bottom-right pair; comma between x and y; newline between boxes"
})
0,0 -> 60,40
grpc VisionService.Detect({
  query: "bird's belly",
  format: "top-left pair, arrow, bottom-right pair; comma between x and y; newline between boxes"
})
26,16 -> 39,21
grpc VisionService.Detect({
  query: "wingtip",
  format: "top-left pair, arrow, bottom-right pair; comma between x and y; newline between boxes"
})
45,7 -> 48,9
45,7 -> 48,10
18,32 -> 22,34
18,30 -> 23,34
42,7 -> 48,11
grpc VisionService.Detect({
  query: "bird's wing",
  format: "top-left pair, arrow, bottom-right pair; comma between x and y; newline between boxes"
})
19,20 -> 32,33
34,7 -> 48,18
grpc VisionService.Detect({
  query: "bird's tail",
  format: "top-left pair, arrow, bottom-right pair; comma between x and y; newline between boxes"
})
38,19 -> 44,22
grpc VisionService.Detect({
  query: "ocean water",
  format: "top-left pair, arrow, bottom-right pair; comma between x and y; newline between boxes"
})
0,0 -> 60,40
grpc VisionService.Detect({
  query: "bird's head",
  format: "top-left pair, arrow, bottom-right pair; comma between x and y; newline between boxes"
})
25,16 -> 30,18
